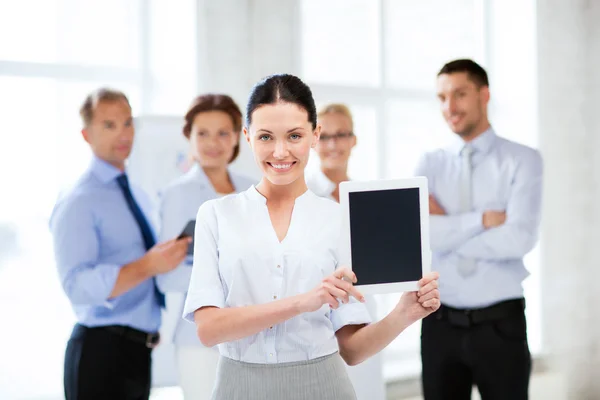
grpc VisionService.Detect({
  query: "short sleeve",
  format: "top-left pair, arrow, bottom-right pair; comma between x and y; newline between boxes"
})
329,299 -> 373,332
182,200 -> 226,322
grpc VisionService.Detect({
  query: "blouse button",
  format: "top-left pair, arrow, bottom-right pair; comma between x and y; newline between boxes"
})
273,295 -> 277,299
277,265 -> 281,269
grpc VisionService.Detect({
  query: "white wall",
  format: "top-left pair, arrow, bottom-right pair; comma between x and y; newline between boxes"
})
538,0 -> 600,398
196,0 -> 300,181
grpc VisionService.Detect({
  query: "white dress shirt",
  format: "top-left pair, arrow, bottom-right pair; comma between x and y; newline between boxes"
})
415,128 -> 543,308
183,186 -> 372,364
156,164 -> 255,345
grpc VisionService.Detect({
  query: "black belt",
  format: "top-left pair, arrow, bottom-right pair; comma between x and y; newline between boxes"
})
435,298 -> 525,328
98,325 -> 160,348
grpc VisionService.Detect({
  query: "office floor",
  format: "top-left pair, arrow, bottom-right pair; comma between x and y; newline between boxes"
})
151,370 -> 567,400
403,372 -> 566,400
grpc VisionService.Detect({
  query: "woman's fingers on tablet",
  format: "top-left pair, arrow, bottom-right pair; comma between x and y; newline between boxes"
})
418,279 -> 438,297
326,269 -> 364,302
323,282 -> 350,304
422,298 -> 440,311
418,271 -> 440,288
418,289 -> 439,303
325,292 -> 340,309
334,266 -> 357,283
333,278 -> 365,303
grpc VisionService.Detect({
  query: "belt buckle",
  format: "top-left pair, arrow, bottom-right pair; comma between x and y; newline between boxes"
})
449,310 -> 472,328
146,333 -> 160,349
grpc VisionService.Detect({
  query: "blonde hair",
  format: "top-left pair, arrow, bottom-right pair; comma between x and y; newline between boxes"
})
79,88 -> 131,127
317,103 -> 354,130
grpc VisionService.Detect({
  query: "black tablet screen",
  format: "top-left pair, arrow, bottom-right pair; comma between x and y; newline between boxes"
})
349,188 -> 422,285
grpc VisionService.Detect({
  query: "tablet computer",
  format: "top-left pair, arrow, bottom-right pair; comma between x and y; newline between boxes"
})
339,177 -> 431,294
177,220 -> 196,255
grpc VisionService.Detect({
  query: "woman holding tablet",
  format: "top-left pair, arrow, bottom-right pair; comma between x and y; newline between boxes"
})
156,94 -> 255,399
308,103 -> 385,400
183,74 -> 440,399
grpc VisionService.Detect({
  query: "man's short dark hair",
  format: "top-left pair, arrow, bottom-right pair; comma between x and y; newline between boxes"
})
438,59 -> 489,88
79,88 -> 131,127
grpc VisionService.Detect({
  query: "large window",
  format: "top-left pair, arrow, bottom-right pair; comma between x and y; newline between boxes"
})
0,1 -> 196,398
300,0 -> 540,380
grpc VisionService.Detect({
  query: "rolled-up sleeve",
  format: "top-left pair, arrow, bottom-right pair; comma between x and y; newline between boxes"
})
50,198 -> 120,306
182,200 -> 225,322
330,299 -> 373,332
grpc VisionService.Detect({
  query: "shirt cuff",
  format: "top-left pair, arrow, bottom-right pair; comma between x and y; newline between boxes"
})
98,263 -> 121,309
330,300 -> 373,332
182,290 -> 225,323
462,211 -> 485,233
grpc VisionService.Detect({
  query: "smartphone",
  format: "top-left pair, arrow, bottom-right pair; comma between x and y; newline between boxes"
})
177,220 -> 196,255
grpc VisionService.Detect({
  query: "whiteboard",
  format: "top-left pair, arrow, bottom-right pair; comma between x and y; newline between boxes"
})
128,116 -> 191,205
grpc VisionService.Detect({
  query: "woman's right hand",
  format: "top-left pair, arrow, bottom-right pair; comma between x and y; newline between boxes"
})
298,267 -> 365,313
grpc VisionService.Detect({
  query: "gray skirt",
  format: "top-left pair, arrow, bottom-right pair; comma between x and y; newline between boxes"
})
211,352 -> 357,400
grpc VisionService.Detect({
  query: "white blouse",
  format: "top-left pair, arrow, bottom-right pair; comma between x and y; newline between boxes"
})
183,186 -> 372,364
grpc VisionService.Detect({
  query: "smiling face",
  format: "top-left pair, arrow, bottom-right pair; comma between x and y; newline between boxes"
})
315,112 -> 356,171
189,110 -> 239,169
436,71 -> 490,140
244,102 -> 319,187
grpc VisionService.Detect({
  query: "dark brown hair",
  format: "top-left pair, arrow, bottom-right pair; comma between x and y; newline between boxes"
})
183,94 -> 243,163
79,88 -> 131,127
246,74 -> 317,130
438,59 -> 489,88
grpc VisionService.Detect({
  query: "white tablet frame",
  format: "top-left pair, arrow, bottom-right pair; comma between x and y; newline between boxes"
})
339,177 -> 431,295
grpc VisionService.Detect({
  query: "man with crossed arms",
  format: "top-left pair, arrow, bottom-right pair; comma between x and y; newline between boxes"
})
416,59 -> 543,400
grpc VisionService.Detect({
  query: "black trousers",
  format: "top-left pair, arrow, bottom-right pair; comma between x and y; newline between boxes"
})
421,299 -> 531,400
64,324 -> 152,400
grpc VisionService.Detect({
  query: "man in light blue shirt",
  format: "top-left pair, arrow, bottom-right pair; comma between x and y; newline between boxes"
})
417,60 -> 543,400
50,88 -> 190,400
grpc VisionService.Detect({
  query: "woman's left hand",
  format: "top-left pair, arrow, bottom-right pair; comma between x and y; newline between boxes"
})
395,272 -> 441,324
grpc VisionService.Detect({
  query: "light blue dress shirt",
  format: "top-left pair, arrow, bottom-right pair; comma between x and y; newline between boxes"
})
415,128 -> 543,308
50,156 -> 161,332
156,164 -> 255,345
183,187 -> 372,364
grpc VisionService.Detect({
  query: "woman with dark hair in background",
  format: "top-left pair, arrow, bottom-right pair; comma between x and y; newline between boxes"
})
183,75 -> 440,399
156,94 -> 255,399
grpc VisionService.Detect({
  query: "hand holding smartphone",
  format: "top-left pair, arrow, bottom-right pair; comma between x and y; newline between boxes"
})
177,220 -> 196,255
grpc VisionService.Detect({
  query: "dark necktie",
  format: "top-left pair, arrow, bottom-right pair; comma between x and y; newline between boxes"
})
116,174 -> 166,308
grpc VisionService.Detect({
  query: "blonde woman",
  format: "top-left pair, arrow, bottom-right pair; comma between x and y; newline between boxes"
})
307,103 -> 385,400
